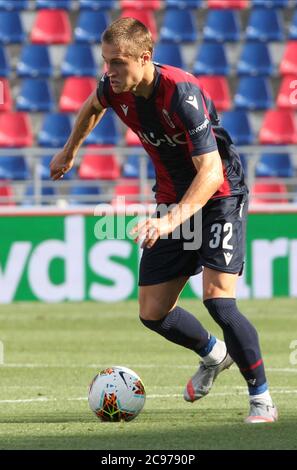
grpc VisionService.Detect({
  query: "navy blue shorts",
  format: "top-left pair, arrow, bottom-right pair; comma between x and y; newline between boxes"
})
138,193 -> 248,286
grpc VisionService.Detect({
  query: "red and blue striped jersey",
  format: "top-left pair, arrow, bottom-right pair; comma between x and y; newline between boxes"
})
97,63 -> 247,204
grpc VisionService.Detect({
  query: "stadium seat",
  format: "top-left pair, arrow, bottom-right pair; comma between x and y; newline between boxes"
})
160,9 -> 197,43
234,77 -> 273,110
59,77 -> 97,112
0,79 -> 13,112
221,110 -> 254,145
259,109 -> 297,144
165,0 -> 202,7
280,42 -> 297,75
0,12 -> 25,44
16,78 -> 54,112
85,110 -> 121,145
74,11 -> 109,43
203,10 -> 240,42
0,46 -> 10,76
36,0 -> 72,9
120,0 -> 161,9
113,180 -> 142,205
255,153 -> 294,178
61,44 -> 97,77
153,42 -> 184,69
38,155 -> 76,180
16,45 -> 53,77
251,182 -> 288,204
0,0 -> 28,9
276,75 -> 297,110
0,112 -> 33,147
121,9 -> 158,41
246,9 -> 284,42
193,42 -> 229,76
78,0 -> 116,10
207,0 -> 248,7
197,76 -> 231,111
237,42 -> 274,76
23,185 -> 57,205
31,10 -> 72,44
289,10 -> 297,40
122,155 -> 155,179
125,128 -> 142,146
251,0 -> 288,7
38,113 -> 72,147
0,183 -> 14,205
0,156 -> 30,180
79,147 -> 120,180
69,185 -> 102,205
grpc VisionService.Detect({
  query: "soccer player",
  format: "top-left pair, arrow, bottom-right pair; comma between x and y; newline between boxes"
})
50,18 -> 277,423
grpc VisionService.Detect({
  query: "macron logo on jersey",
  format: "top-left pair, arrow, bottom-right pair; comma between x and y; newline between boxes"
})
120,104 -> 129,116
185,95 -> 199,111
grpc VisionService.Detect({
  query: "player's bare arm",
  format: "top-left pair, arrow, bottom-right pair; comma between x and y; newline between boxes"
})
131,150 -> 224,248
50,90 -> 106,181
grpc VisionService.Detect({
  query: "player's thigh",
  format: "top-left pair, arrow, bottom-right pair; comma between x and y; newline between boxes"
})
139,275 -> 189,320
203,266 -> 238,300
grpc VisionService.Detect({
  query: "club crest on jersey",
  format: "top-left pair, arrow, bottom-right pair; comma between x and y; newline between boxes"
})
162,109 -> 175,129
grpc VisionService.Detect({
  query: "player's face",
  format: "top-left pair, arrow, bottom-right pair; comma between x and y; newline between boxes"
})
101,41 -> 146,94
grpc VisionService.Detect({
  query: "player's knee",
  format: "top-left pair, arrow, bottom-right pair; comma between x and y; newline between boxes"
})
139,297 -> 169,321
203,297 -> 238,327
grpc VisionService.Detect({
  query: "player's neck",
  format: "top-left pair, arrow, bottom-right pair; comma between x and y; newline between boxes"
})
132,63 -> 156,99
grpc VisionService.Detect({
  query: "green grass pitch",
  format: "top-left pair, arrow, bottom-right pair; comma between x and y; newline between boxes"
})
0,299 -> 296,450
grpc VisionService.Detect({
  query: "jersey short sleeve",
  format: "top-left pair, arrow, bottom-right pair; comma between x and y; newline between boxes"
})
96,73 -> 110,108
174,82 -> 218,157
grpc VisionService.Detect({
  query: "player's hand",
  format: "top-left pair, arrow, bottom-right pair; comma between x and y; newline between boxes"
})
50,150 -> 75,180
130,216 -> 175,249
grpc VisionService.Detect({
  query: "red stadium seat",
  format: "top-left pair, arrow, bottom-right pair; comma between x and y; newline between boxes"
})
259,109 -> 297,144
79,146 -> 120,180
121,9 -> 158,41
251,182 -> 288,204
31,10 -> 72,44
0,112 -> 33,147
59,77 -> 97,112
126,128 -> 142,146
197,76 -> 232,111
276,75 -> 297,110
120,0 -> 161,9
0,183 -> 15,206
280,42 -> 297,75
0,78 -> 12,112
207,0 -> 248,8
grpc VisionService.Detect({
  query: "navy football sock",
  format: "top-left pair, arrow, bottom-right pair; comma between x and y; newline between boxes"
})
204,298 -> 267,388
140,306 -> 209,354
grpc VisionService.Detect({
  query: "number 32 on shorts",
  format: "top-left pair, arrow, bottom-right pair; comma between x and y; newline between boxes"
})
209,223 -> 233,250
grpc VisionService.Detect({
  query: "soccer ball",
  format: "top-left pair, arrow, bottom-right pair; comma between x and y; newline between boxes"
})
88,366 -> 146,422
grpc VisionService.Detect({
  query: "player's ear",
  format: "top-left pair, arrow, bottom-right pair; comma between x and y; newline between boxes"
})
141,51 -> 152,66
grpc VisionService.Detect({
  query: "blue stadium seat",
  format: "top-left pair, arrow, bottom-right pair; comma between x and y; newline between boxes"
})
85,110 -> 120,145
0,46 -> 10,76
23,185 -> 57,205
246,9 -> 284,42
221,110 -> 254,145
122,155 -> 155,179
69,185 -> 102,205
289,10 -> 297,40
234,77 -> 273,110
17,45 -> 52,78
193,42 -> 229,76
16,79 -> 54,112
0,12 -> 25,44
79,0 -> 116,9
38,155 -> 76,180
203,10 -> 240,42
153,42 -> 184,68
38,113 -> 72,147
0,0 -> 28,9
61,44 -> 97,77
256,153 -> 294,178
237,42 -> 274,76
36,0 -> 72,8
160,9 -> 198,43
0,156 -> 30,180
165,0 -> 202,7
251,0 -> 288,7
74,11 -> 109,43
